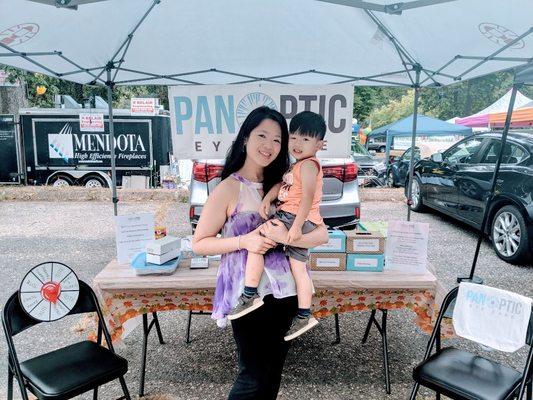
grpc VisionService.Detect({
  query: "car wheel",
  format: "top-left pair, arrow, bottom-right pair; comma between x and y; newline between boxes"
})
50,175 -> 73,187
491,205 -> 530,264
386,171 -> 396,187
84,175 -> 107,188
379,146 -> 386,153
408,177 -> 425,212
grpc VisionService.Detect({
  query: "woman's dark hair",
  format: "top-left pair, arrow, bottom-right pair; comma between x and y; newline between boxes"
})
221,106 -> 289,194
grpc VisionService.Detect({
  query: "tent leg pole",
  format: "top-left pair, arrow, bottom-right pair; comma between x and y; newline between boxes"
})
406,66 -> 421,222
457,83 -> 520,284
106,67 -> 118,217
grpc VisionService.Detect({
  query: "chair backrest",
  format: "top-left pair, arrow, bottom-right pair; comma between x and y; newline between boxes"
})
2,280 -> 98,337
449,283 -> 532,352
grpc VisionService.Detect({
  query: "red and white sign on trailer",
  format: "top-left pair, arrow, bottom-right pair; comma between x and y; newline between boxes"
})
79,113 -> 104,132
131,98 -> 157,116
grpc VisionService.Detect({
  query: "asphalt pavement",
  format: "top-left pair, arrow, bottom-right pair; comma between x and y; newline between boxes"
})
0,199 -> 531,400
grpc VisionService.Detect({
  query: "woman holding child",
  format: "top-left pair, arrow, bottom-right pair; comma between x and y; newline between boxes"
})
192,106 -> 328,399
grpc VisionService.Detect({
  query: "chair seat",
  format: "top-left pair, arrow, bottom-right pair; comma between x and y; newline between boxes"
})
20,341 -> 128,399
413,347 -> 523,400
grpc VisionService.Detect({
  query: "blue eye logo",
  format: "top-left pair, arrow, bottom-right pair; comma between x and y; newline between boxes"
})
236,92 -> 277,125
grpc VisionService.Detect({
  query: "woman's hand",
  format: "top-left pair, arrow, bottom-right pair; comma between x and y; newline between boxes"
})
287,225 -> 302,244
242,225 -> 278,254
261,219 -> 289,245
261,220 -> 329,249
259,198 -> 271,220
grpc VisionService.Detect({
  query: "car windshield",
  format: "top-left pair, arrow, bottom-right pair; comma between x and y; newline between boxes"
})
352,141 -> 370,156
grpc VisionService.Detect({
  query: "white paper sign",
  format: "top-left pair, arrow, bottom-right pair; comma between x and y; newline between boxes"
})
315,238 -> 342,251
353,238 -> 380,252
115,213 -> 155,264
353,258 -> 378,268
79,113 -> 104,132
317,258 -> 340,268
131,98 -> 157,116
168,84 -> 354,159
385,221 -> 429,272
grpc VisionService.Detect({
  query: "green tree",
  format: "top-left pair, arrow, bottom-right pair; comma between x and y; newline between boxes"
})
370,89 -> 420,128
1,66 -> 169,109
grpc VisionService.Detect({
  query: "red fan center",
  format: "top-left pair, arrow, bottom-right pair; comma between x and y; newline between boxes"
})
41,282 -> 61,304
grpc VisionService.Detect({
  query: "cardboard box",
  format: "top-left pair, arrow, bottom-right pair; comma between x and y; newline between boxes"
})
346,254 -> 384,272
345,230 -> 385,254
146,248 -> 180,265
309,252 -> 346,271
146,235 -> 180,256
310,230 -> 346,253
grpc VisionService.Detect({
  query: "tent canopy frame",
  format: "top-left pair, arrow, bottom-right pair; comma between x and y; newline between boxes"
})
1,1 -> 532,88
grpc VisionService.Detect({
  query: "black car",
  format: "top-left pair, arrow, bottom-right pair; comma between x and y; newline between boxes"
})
386,147 -> 421,187
408,132 -> 533,264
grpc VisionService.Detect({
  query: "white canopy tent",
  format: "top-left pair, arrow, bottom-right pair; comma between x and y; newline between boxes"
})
470,89 -> 533,116
1,0 -> 532,87
1,0 -> 533,219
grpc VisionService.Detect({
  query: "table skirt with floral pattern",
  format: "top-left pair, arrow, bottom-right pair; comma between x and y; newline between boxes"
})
92,286 -> 452,342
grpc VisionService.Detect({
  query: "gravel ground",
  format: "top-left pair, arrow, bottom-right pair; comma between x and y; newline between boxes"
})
0,200 -> 531,400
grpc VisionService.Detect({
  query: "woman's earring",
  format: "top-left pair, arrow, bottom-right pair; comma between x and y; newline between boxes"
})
243,140 -> 247,151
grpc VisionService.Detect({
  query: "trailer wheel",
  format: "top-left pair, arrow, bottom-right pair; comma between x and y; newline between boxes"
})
49,174 -> 73,187
83,175 -> 107,188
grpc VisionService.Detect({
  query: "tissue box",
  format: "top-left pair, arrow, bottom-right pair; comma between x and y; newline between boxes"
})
146,235 -> 180,256
346,254 -> 384,272
309,252 -> 345,271
146,248 -> 180,265
310,230 -> 346,253
345,230 -> 385,254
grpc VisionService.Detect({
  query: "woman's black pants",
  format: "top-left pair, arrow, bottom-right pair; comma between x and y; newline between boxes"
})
228,294 -> 298,400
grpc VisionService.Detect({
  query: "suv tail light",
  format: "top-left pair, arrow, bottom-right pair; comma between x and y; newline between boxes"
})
193,162 -> 223,182
323,162 -> 358,182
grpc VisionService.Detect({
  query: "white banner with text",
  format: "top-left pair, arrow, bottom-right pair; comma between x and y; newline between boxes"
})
168,84 -> 354,159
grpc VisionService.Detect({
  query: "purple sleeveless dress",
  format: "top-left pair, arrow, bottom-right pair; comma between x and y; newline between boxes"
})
212,173 -> 296,327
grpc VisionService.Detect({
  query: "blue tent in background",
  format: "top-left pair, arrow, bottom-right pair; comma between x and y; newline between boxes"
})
366,114 -> 473,165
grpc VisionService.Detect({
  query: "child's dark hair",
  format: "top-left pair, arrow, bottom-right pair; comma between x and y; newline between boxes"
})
289,111 -> 326,140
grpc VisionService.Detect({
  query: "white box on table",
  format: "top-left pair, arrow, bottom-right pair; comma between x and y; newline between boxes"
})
146,248 -> 180,265
146,235 -> 180,255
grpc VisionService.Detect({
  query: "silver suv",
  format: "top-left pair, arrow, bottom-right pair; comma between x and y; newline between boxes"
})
189,158 -> 360,231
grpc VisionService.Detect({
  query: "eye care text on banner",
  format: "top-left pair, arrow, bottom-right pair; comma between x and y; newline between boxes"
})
168,85 -> 354,159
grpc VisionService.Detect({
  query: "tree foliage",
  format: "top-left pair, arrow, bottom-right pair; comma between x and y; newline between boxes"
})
1,66 -> 169,109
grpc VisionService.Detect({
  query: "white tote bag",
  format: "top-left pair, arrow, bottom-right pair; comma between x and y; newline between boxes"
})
453,283 -> 532,352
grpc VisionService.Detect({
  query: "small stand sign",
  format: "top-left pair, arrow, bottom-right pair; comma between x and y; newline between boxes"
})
115,213 -> 155,264
79,112 -> 105,132
385,221 -> 429,273
131,98 -> 157,116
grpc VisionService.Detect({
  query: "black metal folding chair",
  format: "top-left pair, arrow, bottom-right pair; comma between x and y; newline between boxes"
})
2,280 -> 131,400
410,286 -> 533,400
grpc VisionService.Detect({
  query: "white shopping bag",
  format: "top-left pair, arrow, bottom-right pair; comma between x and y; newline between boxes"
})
453,283 -> 531,352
